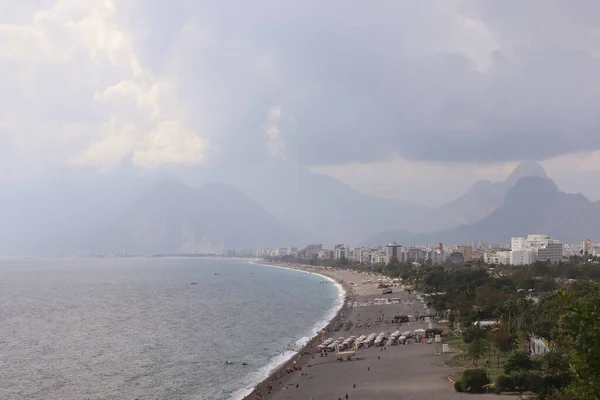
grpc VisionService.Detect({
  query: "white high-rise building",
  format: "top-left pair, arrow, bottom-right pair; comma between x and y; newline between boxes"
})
510,234 -> 563,264
582,239 -> 593,255
511,237 -> 526,251
333,244 -> 349,260
510,250 -> 537,265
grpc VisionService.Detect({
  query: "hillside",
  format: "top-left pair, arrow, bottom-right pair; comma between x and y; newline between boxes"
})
180,158 -> 430,245
88,181 -> 310,254
367,176 -> 600,245
404,161 -> 549,233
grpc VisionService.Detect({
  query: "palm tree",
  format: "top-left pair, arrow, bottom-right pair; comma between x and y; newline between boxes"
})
504,299 -> 515,332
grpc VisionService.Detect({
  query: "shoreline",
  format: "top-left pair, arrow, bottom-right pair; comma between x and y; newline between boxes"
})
237,261 -> 353,400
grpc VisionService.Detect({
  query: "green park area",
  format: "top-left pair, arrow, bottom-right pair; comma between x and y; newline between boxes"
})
287,255 -> 600,398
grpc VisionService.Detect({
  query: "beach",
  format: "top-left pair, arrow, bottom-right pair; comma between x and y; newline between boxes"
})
242,263 -> 493,400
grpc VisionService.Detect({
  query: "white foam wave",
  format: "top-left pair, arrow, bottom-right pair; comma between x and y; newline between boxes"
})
229,262 -> 345,400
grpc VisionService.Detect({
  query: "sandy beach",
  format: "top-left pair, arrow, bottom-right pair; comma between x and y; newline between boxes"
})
242,263 -> 493,400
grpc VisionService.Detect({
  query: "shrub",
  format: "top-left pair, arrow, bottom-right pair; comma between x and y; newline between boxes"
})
513,371 -> 542,392
496,371 -> 542,394
504,350 -> 534,374
454,380 -> 463,392
460,368 -> 490,393
496,374 -> 514,392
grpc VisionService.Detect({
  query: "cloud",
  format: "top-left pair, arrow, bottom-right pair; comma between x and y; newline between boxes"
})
310,156 -> 519,207
263,106 -> 285,159
310,149 -> 600,208
0,0 -> 208,175
1,0 -> 600,180
133,0 -> 600,166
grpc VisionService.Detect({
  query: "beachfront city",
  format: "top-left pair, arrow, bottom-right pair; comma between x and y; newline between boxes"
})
233,233 -> 600,399
226,234 -> 591,266
4,2 -> 600,399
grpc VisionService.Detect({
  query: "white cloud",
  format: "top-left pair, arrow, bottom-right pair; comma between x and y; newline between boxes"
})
263,106 -> 286,159
1,0 -> 600,208
132,120 -> 209,168
0,0 -> 208,175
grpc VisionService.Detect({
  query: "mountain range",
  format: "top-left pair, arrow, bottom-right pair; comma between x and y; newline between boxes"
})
367,175 -> 600,245
0,160 -> 597,255
177,158 -> 429,244
403,161 -> 549,233
87,182 -> 311,254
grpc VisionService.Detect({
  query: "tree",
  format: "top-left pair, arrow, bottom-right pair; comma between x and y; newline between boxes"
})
537,351 -> 573,399
558,290 -> 600,398
504,350 -> 534,374
489,324 -> 513,367
467,337 -> 488,367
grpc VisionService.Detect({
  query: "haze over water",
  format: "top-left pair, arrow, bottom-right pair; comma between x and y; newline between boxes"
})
0,258 -> 340,400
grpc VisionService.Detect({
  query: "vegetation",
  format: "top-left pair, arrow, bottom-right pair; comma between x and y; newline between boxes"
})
412,263 -> 600,399
455,368 -> 490,393
267,254 -> 600,398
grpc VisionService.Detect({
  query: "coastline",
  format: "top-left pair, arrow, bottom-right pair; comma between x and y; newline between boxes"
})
236,261 -> 353,400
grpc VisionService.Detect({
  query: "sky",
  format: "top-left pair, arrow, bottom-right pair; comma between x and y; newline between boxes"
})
2,0 -> 600,207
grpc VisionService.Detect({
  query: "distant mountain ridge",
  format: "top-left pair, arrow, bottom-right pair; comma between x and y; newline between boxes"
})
403,161 -> 549,233
179,158 -> 430,245
0,159 -> 589,256
88,181 -> 311,254
367,176 -> 600,245
0,158 -> 429,255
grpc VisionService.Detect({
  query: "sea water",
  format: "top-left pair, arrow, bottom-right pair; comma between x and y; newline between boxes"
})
0,258 -> 342,400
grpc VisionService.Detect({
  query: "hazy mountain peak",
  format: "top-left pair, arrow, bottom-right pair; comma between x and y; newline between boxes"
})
399,162 -> 551,234
505,176 -> 559,203
368,174 -> 600,245
505,161 -> 548,187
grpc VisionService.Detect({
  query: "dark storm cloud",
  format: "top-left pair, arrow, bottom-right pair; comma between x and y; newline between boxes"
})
128,0 -> 600,165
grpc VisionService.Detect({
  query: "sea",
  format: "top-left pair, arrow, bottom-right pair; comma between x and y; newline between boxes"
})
0,258 -> 343,400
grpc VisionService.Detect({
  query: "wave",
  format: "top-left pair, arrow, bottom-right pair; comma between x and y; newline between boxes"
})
229,262 -> 345,400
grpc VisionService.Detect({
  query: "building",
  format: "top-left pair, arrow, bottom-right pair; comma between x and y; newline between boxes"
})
355,246 -> 384,264
581,239 -> 593,255
405,248 -> 425,263
374,252 -> 388,264
512,235 -> 556,251
511,237 -> 526,251
537,242 -> 563,264
333,244 -> 349,260
386,243 -> 402,263
318,249 -> 333,259
484,251 -> 511,265
510,250 -> 537,265
462,246 -> 473,262
510,234 -> 563,264
275,248 -> 289,257
428,249 -> 445,265
448,251 -> 465,265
